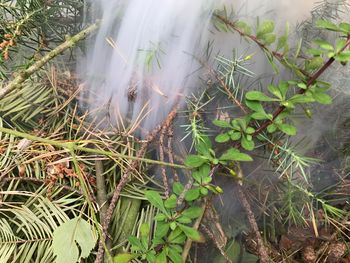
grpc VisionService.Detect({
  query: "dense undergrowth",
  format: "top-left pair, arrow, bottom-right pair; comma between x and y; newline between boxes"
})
1,1 -> 350,263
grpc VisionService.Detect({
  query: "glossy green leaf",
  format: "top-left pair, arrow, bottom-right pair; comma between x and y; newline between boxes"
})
219,148 -> 253,161
339,22 -> 350,34
316,20 -> 339,31
173,182 -> 184,196
156,250 -> 167,263
312,92 -> 332,104
178,224 -> 204,242
168,249 -> 184,263
182,207 -> 203,219
241,136 -> 255,151
164,195 -> 177,209
212,119 -> 231,128
155,222 -> 170,239
113,253 -> 137,263
278,123 -> 297,136
184,155 -> 206,168
288,94 -> 315,104
246,91 -> 278,101
185,188 -> 200,202
215,133 -> 230,143
145,191 -> 166,212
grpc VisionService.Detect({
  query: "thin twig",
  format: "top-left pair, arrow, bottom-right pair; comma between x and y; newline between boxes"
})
95,107 -> 178,263
159,127 -> 170,198
167,126 -> 179,182
0,22 -> 99,99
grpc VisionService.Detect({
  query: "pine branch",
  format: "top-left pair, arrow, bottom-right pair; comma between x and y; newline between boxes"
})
0,22 -> 99,99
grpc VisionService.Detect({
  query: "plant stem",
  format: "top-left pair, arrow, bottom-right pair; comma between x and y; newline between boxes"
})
0,22 -> 99,99
94,107 -> 178,263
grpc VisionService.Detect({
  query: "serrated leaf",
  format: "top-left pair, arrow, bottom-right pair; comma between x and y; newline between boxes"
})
215,133 -> 230,143
184,155 -> 206,168
213,119 -> 231,128
113,253 -> 137,263
246,91 -> 278,101
53,218 -> 96,263
278,123 -> 297,136
145,191 -> 166,212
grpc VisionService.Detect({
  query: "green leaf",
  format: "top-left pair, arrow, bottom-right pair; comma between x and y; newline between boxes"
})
339,22 -> 350,34
164,194 -> 177,209
195,136 -> 212,155
336,38 -> 347,53
215,133 -> 230,143
288,94 -> 315,104
312,92 -> 332,104
168,249 -> 184,263
262,33 -> 276,45
241,136 -> 255,151
185,188 -> 200,202
155,222 -> 170,239
140,223 -> 150,238
267,84 -> 282,99
278,123 -> 297,135
177,216 -> 192,224
184,155 -> 206,168
145,191 -> 166,212
306,48 -> 323,56
246,91 -> 278,101
178,224 -> 204,242
230,132 -> 242,140
251,112 -> 271,120
114,253 -> 137,263
245,100 -> 265,113
173,182 -> 184,195
314,39 -> 334,51
334,51 -> 350,62
219,148 -> 253,161
182,207 -> 203,219
316,20 -> 339,31
53,218 -> 96,263
212,119 -> 231,128
256,20 -> 275,38
278,81 -> 290,98
235,20 -> 252,34
267,123 -> 277,133
168,228 -> 186,244
128,236 -> 143,250
156,250 -> 167,263
306,56 -> 324,70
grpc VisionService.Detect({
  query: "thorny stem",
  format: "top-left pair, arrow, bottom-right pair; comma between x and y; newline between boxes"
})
94,107 -> 178,263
